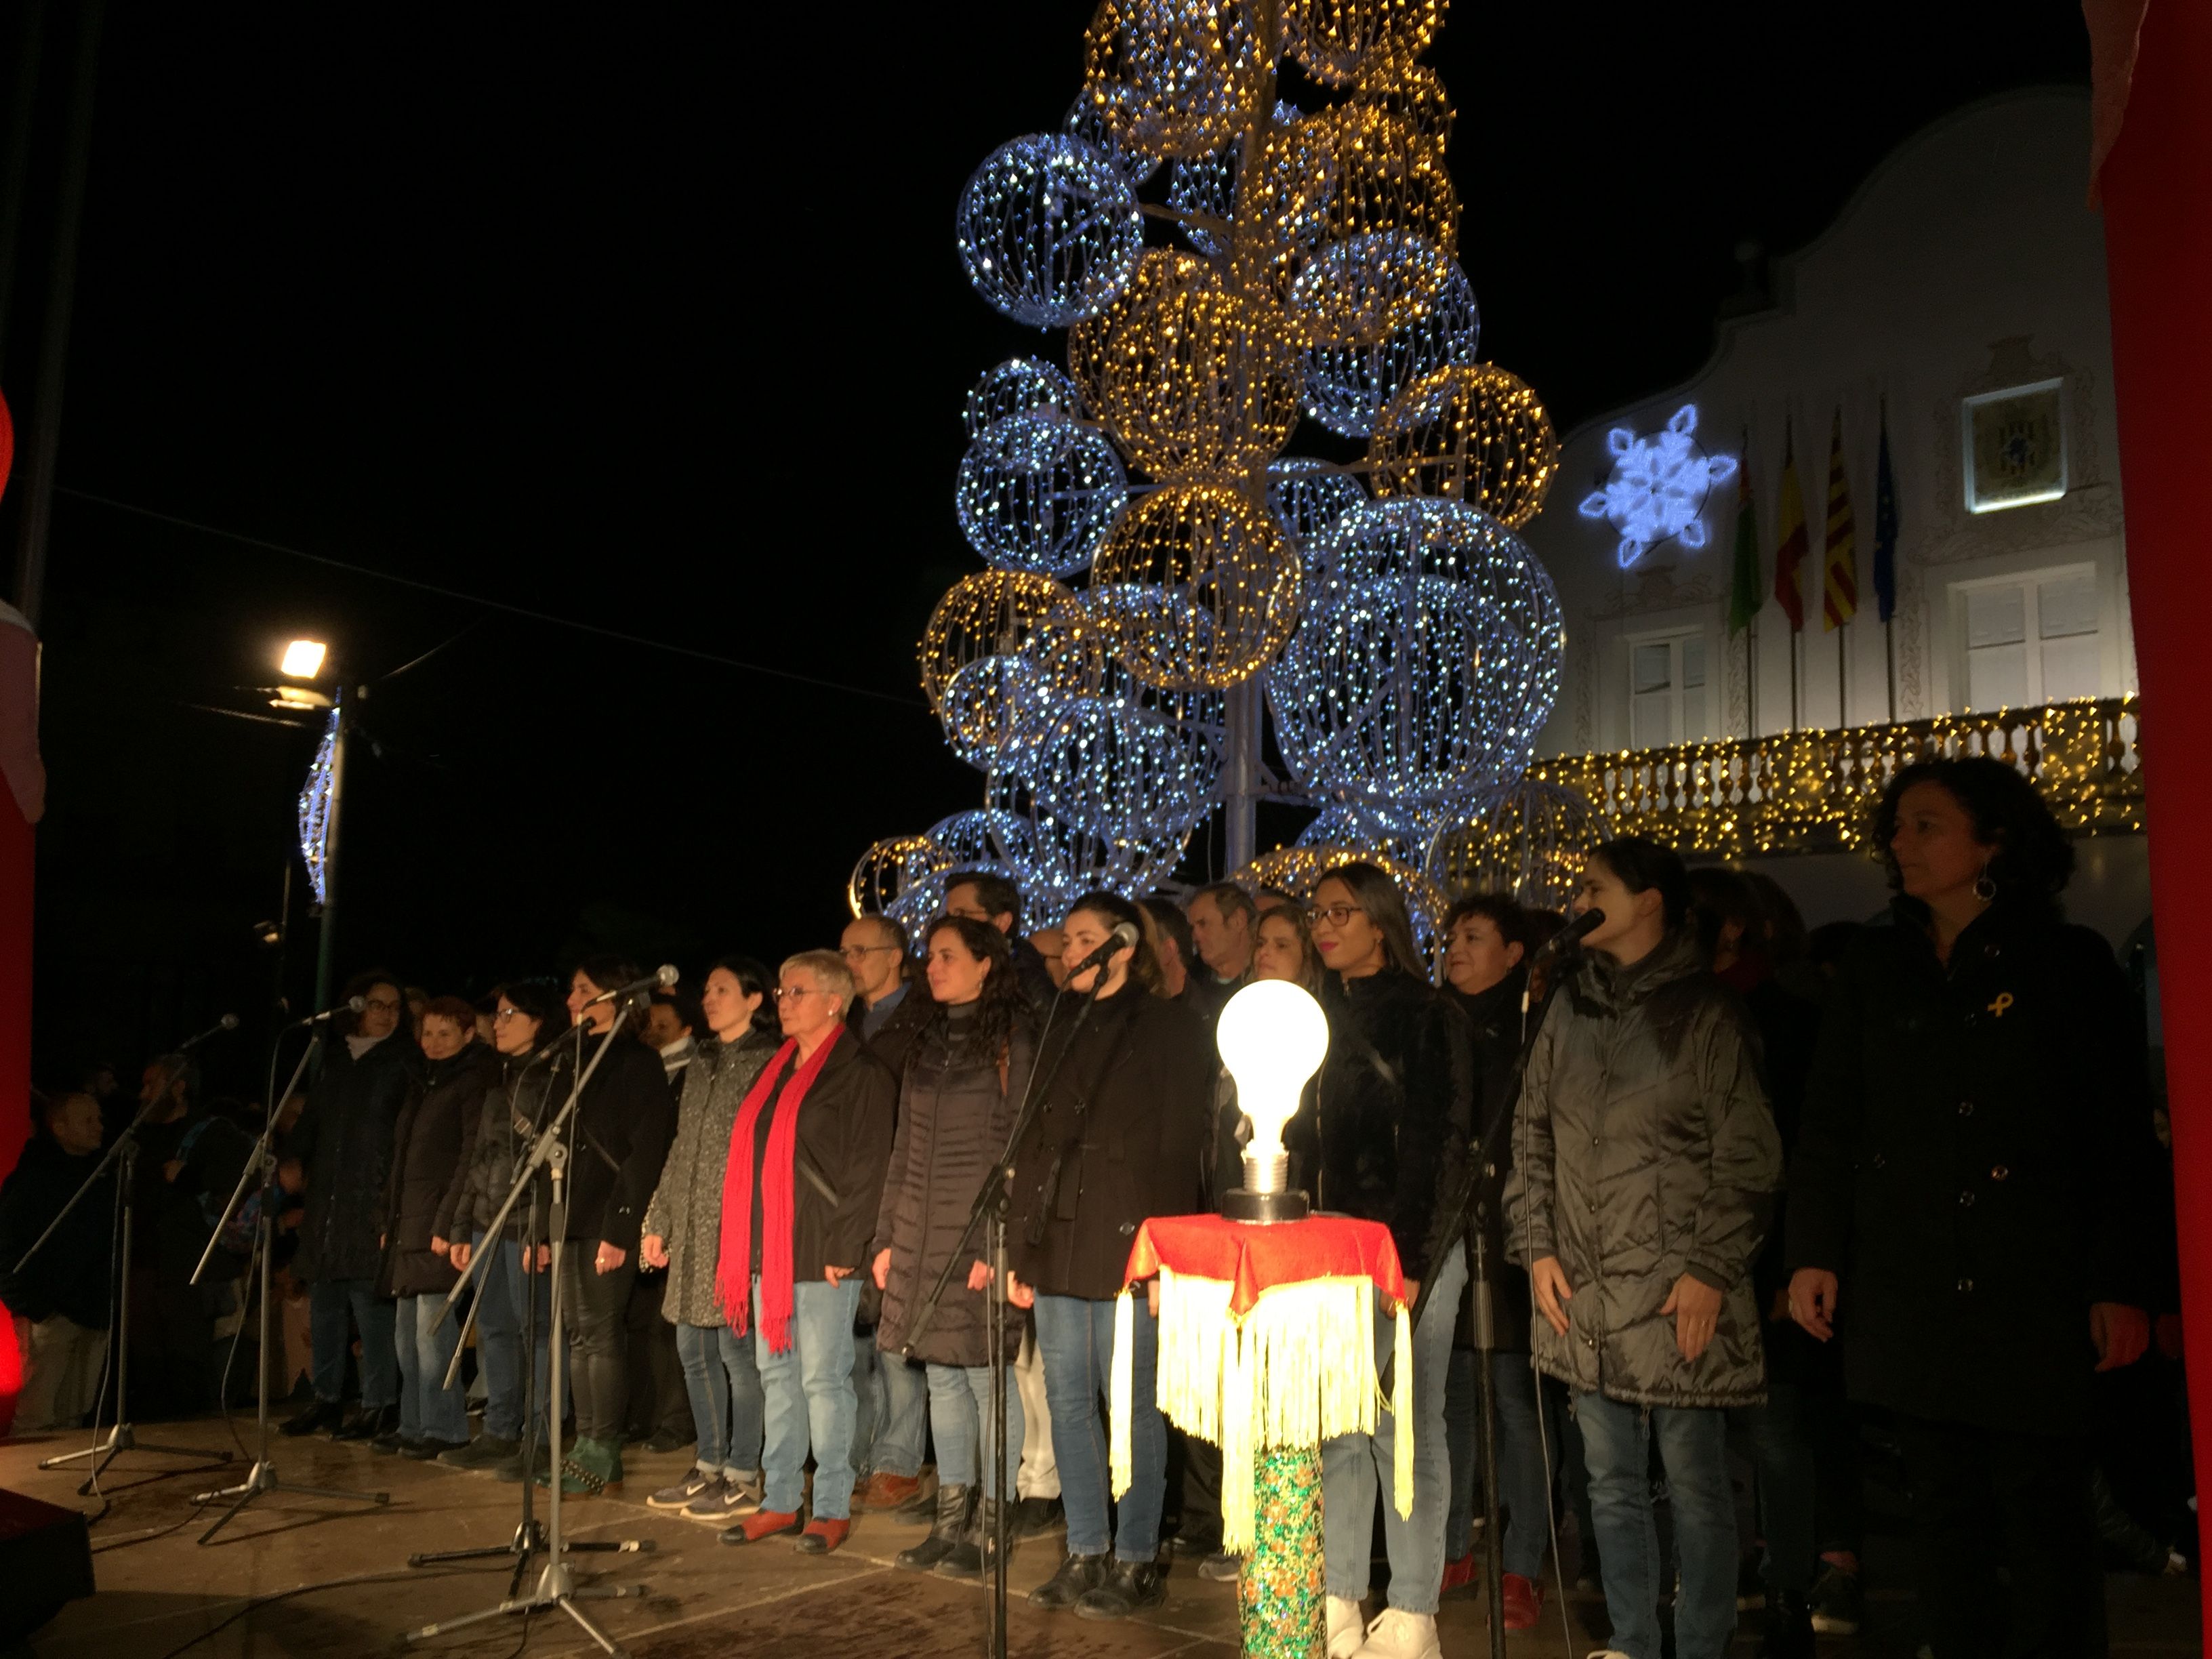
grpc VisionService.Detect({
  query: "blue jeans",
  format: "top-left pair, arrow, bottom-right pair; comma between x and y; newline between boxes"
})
309,1276 -> 397,1409
471,1230 -> 554,1441
1033,1292 -> 1165,1563
394,1292 -> 470,1444
853,1336 -> 928,1479
754,1277 -> 861,1521
1446,1348 -> 1560,1576
926,1362 -> 1023,1499
674,1321 -> 763,1478
1574,1391 -> 1738,1659
1324,1243 -> 1465,1615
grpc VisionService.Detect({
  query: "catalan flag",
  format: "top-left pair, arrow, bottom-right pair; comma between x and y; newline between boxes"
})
1822,407 -> 1858,631
1872,402 -> 1898,623
1773,419 -> 1807,634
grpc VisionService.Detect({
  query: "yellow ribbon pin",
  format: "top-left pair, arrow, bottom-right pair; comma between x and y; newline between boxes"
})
1987,992 -> 2015,1018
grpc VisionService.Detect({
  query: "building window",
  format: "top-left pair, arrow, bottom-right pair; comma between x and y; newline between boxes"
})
1629,631 -> 1707,747
1962,378 -> 2068,514
1957,569 -> 2100,710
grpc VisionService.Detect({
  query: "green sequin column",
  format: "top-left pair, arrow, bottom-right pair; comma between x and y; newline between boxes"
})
1238,1445 -> 1326,1658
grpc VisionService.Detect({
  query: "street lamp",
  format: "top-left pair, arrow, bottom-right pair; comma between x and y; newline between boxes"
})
279,638 -> 344,1017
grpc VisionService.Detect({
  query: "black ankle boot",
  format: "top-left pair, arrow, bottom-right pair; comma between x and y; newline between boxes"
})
1757,1587 -> 1816,1659
1027,1550 -> 1108,1610
935,1495 -> 1006,1580
897,1483 -> 973,1572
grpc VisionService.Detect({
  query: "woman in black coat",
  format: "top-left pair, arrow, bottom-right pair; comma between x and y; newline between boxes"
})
1309,863 -> 1473,1657
1787,757 -> 2160,1658
1007,891 -> 1212,1620
375,996 -> 497,1458
872,916 -> 1037,1576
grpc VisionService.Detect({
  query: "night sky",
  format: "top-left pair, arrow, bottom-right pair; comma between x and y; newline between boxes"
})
1,1 -> 2089,1099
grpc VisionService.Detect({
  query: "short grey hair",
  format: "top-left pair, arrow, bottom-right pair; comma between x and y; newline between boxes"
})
781,949 -> 857,1016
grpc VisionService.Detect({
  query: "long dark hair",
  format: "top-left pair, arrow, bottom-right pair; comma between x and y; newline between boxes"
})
923,914 -> 1023,1063
1314,861 -> 1425,979
1589,836 -> 1691,931
1871,756 -> 2074,909
1066,890 -> 1164,994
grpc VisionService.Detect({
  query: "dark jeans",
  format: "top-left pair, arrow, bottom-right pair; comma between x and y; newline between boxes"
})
1893,1414 -> 2105,1659
470,1229 -> 553,1441
1576,1391 -> 1737,1659
1732,1378 -> 1817,1597
309,1276 -> 397,1409
560,1250 -> 636,1442
623,1270 -> 691,1437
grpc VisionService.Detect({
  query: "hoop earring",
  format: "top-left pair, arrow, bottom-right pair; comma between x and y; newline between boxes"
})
1973,865 -> 1997,903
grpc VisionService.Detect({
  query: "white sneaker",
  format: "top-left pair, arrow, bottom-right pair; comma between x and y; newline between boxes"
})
1326,1595 -> 1367,1659
1352,1607 -> 1442,1659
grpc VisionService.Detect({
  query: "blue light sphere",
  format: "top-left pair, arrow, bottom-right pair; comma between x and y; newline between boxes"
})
956,412 -> 1130,577
1300,247 -> 1480,437
1064,87 -> 1162,189
1267,457 -> 1368,561
964,357 -> 1083,439
956,134 -> 1145,329
1004,689 -> 1223,846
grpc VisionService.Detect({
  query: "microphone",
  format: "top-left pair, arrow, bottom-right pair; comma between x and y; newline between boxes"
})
1065,921 -> 1140,979
581,965 -> 680,1008
1536,908 -> 1606,960
293,995 -> 368,1027
173,1013 -> 241,1050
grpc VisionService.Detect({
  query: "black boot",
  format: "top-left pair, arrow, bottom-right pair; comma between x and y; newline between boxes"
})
936,1496 -> 1006,1581
280,1400 -> 345,1438
333,1403 -> 396,1442
897,1483 -> 973,1573
1028,1551 -> 1109,1610
1076,1557 -> 1167,1620
1757,1588 -> 1816,1659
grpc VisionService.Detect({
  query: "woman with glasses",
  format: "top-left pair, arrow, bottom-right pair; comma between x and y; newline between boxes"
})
1308,865 -> 1473,1659
638,956 -> 780,1524
1006,891 -> 1213,1622
440,978 -> 567,1475
871,915 -> 1036,1576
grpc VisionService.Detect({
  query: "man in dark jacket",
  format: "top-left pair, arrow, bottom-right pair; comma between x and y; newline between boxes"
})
281,972 -> 419,1441
946,872 -> 1058,1016
1,1091 -> 114,1430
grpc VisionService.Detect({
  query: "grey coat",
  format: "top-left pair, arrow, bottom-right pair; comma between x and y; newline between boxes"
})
1504,927 -> 1782,1409
642,1028 -> 779,1328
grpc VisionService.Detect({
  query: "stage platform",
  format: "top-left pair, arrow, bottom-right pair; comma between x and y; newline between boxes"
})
0,1414 -> 2196,1657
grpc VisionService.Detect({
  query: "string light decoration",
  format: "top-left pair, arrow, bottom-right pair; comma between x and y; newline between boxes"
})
1081,0 -> 1268,161
1576,403 -> 1739,569
1283,0 -> 1449,87
957,134 -> 1147,329
1351,56 -> 1454,146
1237,844 -> 1450,958
1423,775 -> 1597,912
848,834 -> 953,922
964,356 -> 1084,438
1088,481 -> 1303,690
1163,102 -> 1300,259
297,707 -> 339,905
1267,457 -> 1368,562
1368,362 -> 1561,529
1069,246 -> 1218,418
1296,799 -> 1422,863
1097,283 -> 1307,478
920,571 -> 1103,758
1300,247 -> 1478,437
1065,86 -> 1162,188
956,412 -> 1131,577
1010,688 -> 1224,844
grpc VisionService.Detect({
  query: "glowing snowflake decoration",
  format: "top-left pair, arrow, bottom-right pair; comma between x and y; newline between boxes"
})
1578,403 -> 1738,569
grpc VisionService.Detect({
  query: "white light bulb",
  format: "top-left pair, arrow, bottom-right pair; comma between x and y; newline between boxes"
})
1215,979 -> 1328,1197
281,639 -> 328,680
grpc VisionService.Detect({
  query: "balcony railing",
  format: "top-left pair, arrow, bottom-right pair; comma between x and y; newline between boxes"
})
1529,696 -> 2143,857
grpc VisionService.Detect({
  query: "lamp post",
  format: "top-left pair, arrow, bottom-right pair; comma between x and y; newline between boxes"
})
274,640 -> 342,1017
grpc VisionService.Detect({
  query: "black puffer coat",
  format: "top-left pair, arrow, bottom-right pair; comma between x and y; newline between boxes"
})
560,1028 -> 677,1253
1448,968 -> 1534,1355
448,1048 -> 563,1239
642,1027 -> 779,1326
1504,927 -> 1781,1408
1786,900 -> 2162,1436
1008,986 -> 1212,1301
874,1004 -> 1036,1366
1313,968 -> 1473,1284
290,1033 -> 420,1284
379,1041 -> 498,1298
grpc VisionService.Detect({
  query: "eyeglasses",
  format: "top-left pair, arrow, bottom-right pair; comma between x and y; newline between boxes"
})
840,944 -> 899,959
492,1008 -> 531,1024
1315,904 -> 1365,926
773,986 -> 830,1002
363,996 -> 403,1012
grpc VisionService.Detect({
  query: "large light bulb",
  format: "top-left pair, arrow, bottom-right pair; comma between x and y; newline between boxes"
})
1215,979 -> 1328,1223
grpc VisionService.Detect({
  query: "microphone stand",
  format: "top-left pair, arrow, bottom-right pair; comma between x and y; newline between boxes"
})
192,1025 -> 387,1543
16,1090 -> 233,1490
901,964 -> 1118,1659
403,1015 -> 651,1654
406,1030 -> 641,1594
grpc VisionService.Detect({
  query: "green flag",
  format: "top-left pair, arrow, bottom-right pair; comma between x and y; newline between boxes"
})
1727,434 -> 1761,635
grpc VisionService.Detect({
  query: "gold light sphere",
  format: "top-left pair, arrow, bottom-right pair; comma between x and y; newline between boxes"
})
1088,481 -> 1303,691
1081,0 -> 1267,160
1367,362 -> 1560,529
1069,247 -> 1218,421
1097,284 -> 1307,479
1424,776 -> 1598,914
1351,58 -> 1455,147
918,571 -> 1103,749
1282,0 -> 1449,88
848,835 -> 951,920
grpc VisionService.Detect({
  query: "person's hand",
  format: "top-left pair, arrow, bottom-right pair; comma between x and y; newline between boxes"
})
379,1232 -> 387,1250
1146,1279 -> 1160,1317
527,1243 -> 550,1273
594,1242 -> 626,1275
430,1235 -> 450,1258
966,1260 -> 993,1292
1789,1267 -> 1839,1341
872,1249 -> 893,1290
1662,1273 -> 1723,1362
1401,1278 -> 1420,1311
640,1235 -> 670,1271
449,1240 -> 473,1271
1006,1273 -> 1035,1309
277,1158 -> 304,1195
826,1265 -> 855,1284
2091,1302 -> 2151,1372
1530,1256 -> 1574,1336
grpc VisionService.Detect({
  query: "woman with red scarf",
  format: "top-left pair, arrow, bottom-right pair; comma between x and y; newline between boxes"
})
715,949 -> 897,1556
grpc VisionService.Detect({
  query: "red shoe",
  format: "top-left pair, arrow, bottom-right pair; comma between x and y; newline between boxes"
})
859,1471 -> 922,1509
1500,1571 -> 1543,1631
1439,1551 -> 1477,1593
721,1508 -> 803,1545
796,1517 -> 850,1555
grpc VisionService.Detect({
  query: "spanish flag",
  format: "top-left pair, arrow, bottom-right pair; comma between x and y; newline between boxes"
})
1772,419 -> 1807,634
1822,407 -> 1858,631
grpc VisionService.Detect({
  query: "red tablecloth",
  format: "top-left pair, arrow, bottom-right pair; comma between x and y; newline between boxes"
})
1122,1212 -> 1407,1318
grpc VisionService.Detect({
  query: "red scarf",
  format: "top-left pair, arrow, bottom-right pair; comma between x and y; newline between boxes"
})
716,1025 -> 843,1354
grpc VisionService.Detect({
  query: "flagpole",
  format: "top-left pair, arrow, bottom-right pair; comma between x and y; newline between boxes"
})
1790,632 -> 1800,731
1837,626 -> 1848,729
1885,620 -> 1896,722
1748,615 -> 1759,736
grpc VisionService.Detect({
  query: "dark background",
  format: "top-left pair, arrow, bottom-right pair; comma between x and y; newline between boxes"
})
1,1 -> 2092,1100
